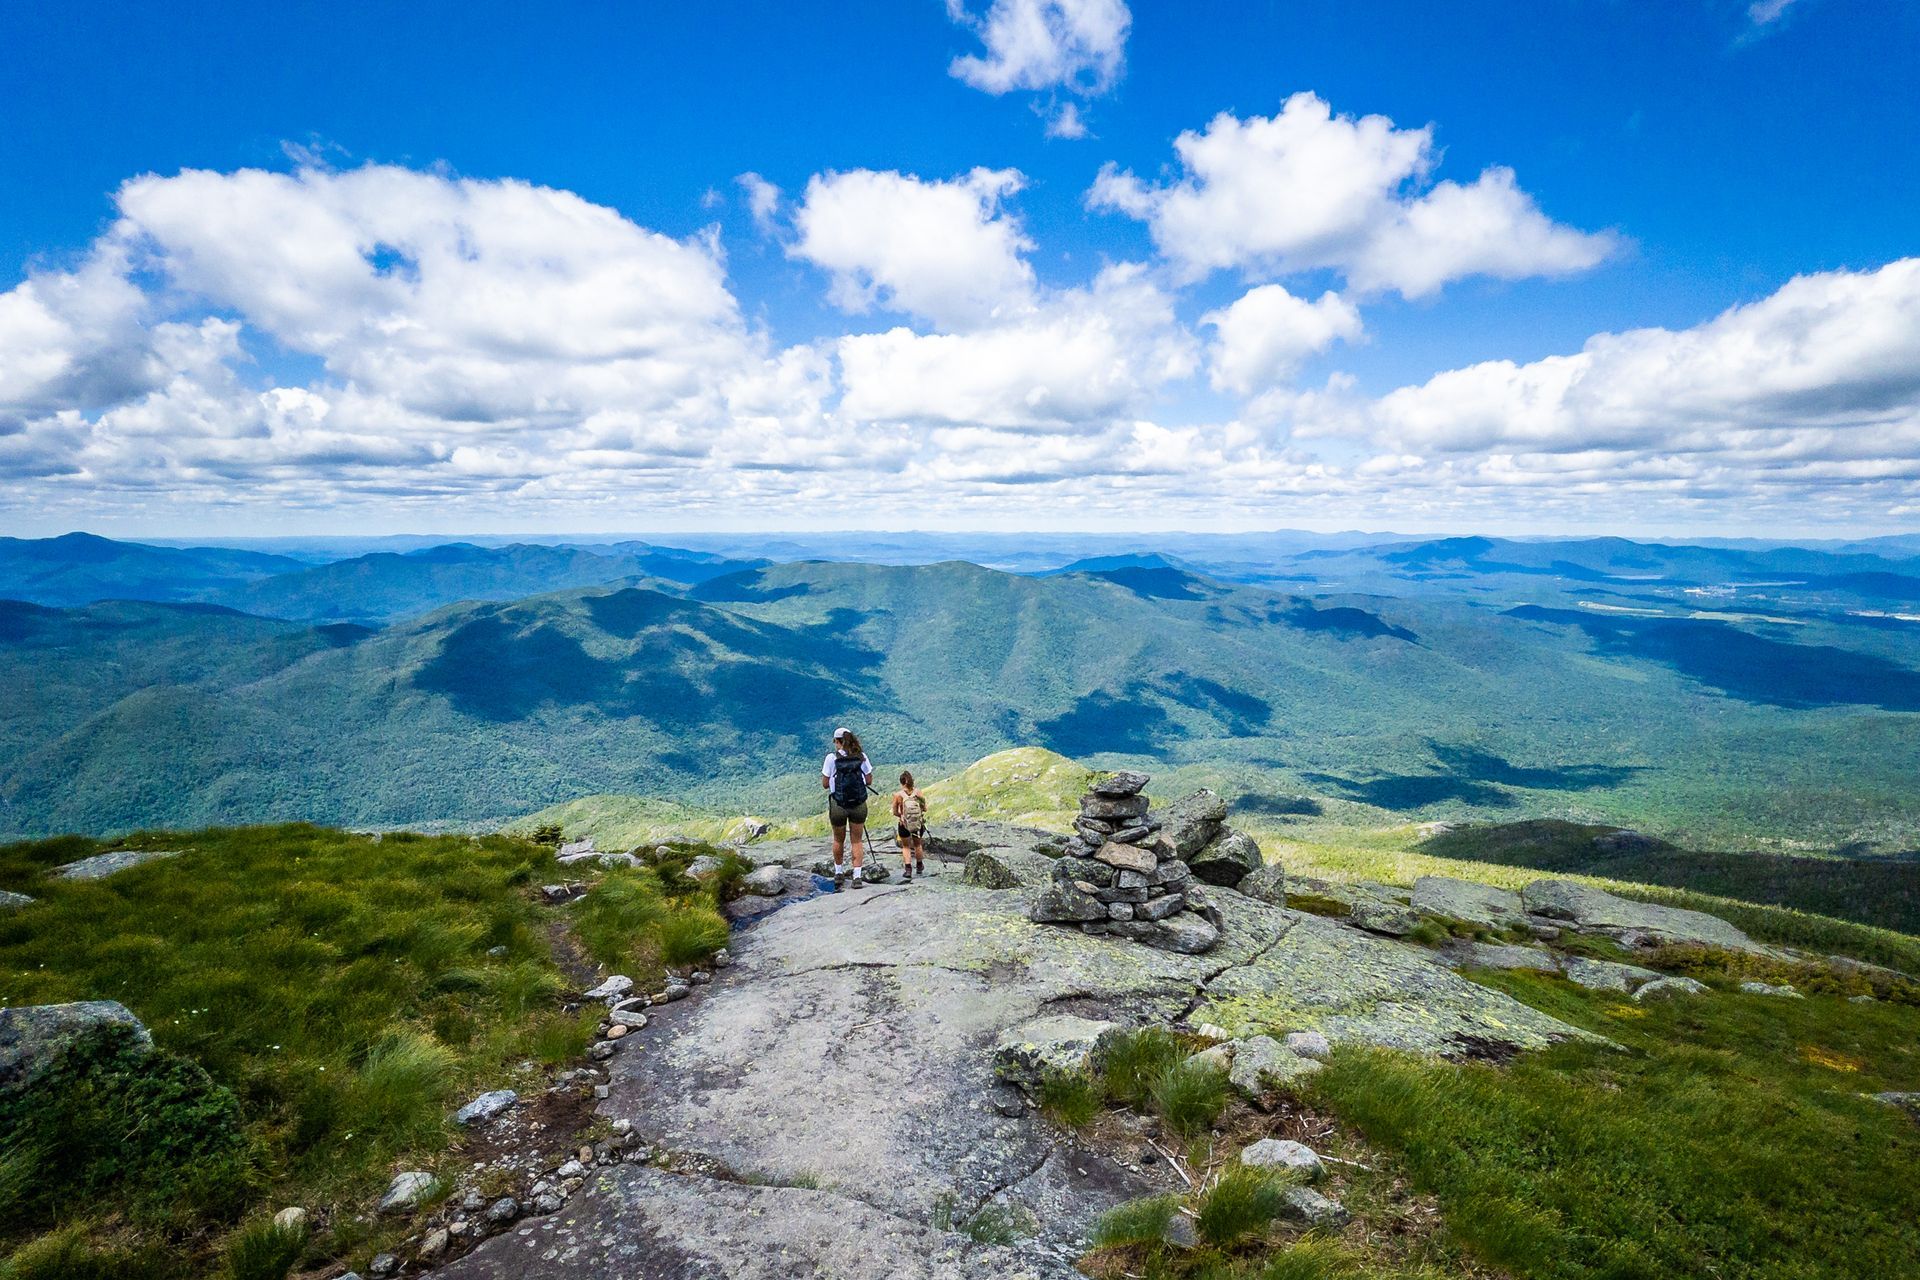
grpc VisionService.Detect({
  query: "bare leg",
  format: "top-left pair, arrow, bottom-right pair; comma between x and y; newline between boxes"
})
831,823 -> 846,866
849,821 -> 866,871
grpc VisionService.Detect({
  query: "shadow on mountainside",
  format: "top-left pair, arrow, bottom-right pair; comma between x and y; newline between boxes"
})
1421,819 -> 1920,935
1505,606 -> 1920,711
1306,744 -> 1644,812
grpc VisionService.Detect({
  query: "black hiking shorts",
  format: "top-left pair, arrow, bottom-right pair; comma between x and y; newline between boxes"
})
828,797 -> 868,829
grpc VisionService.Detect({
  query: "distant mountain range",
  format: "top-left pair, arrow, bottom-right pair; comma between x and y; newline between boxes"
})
3,532 -> 1919,848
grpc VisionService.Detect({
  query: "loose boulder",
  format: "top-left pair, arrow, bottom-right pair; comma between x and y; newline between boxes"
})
1410,876 -> 1525,930
741,865 -> 789,897
1562,957 -> 1664,994
1189,829 -> 1263,889
0,890 -> 33,911
1237,862 -> 1287,905
1226,1034 -> 1321,1097
992,1015 -> 1119,1085
0,1000 -> 151,1090
962,850 -> 1023,889
379,1171 -> 439,1214
1633,976 -> 1710,1001
1240,1138 -> 1323,1179
50,849 -> 181,881
454,1089 -> 517,1126
1520,879 -> 1764,952
1162,790 -> 1229,860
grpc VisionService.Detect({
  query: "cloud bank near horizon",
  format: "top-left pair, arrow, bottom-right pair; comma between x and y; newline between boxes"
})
2,89 -> 1917,533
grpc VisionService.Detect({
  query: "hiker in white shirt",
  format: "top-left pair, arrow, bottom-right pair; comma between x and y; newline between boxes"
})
822,726 -> 874,886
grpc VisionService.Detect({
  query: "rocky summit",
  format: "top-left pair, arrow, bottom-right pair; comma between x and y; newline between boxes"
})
435,819 -> 1587,1280
1028,774 -> 1266,953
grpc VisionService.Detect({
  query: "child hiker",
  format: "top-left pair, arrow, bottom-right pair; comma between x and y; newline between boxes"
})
822,726 -> 874,888
892,770 -> 927,882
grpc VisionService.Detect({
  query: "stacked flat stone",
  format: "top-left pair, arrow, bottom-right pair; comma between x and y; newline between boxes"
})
1027,771 -> 1223,954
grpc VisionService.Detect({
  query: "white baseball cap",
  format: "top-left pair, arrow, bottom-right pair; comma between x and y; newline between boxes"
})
833,726 -> 851,740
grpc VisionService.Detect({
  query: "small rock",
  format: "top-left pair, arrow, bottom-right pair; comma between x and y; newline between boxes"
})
962,850 -> 1023,889
557,1158 -> 587,1179
1187,1043 -> 1235,1073
1028,880 -> 1107,924
992,1014 -> 1120,1084
689,970 -> 712,985
484,1196 -> 519,1225
1282,1031 -> 1331,1061
1163,1213 -> 1198,1249
1632,976 -> 1710,1001
742,865 -> 788,897
1240,1138 -> 1323,1179
453,1089 -> 517,1126
1228,1034 -> 1322,1097
582,975 -> 634,1001
418,1228 -> 449,1259
1093,842 -> 1158,874
610,1118 -> 633,1135
1562,956 -> 1663,994
1739,981 -> 1804,998
531,1191 -> 564,1214
587,1041 -> 618,1061
378,1171 -> 438,1214
1349,898 -> 1420,937
1189,828 -> 1262,888
1082,793 -> 1152,820
1089,770 -> 1150,796
272,1206 -> 307,1232
607,1025 -> 628,1039
1163,790 -> 1229,859
0,890 -> 33,911
713,948 -> 733,968
461,1190 -> 485,1212
685,854 -> 726,880
1135,893 -> 1184,922
1279,1186 -> 1350,1229
369,1255 -> 400,1278
1237,862 -> 1287,904
989,1084 -> 1028,1117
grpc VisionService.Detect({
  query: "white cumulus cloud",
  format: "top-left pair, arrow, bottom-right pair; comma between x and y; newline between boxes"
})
946,0 -> 1130,96
836,262 -> 1195,430
1089,91 -> 1618,297
1202,285 -> 1362,395
788,167 -> 1038,329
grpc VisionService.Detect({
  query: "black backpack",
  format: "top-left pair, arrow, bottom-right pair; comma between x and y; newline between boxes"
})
830,754 -> 868,808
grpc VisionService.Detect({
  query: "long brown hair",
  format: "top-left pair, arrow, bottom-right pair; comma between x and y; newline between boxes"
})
899,770 -> 915,789
837,729 -> 864,758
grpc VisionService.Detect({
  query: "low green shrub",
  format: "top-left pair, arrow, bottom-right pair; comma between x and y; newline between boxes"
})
1037,1068 -> 1102,1129
346,1030 -> 456,1154
655,907 -> 730,967
223,1218 -> 307,1280
0,1226 -> 172,1280
1089,1193 -> 1181,1249
1194,1167 -> 1288,1249
1151,1059 -> 1231,1139
0,1025 -> 255,1234
1101,1026 -> 1189,1107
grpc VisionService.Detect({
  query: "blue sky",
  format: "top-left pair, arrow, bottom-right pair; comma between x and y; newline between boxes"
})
2,0 -> 1918,536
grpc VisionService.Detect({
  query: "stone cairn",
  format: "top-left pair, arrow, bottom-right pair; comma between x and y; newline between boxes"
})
1027,771 -> 1265,955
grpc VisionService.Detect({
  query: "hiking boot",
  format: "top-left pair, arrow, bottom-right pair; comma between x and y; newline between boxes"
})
901,867 -> 913,883
914,859 -> 925,874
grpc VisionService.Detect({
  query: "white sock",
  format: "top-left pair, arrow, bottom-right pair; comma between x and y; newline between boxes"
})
852,866 -> 863,880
